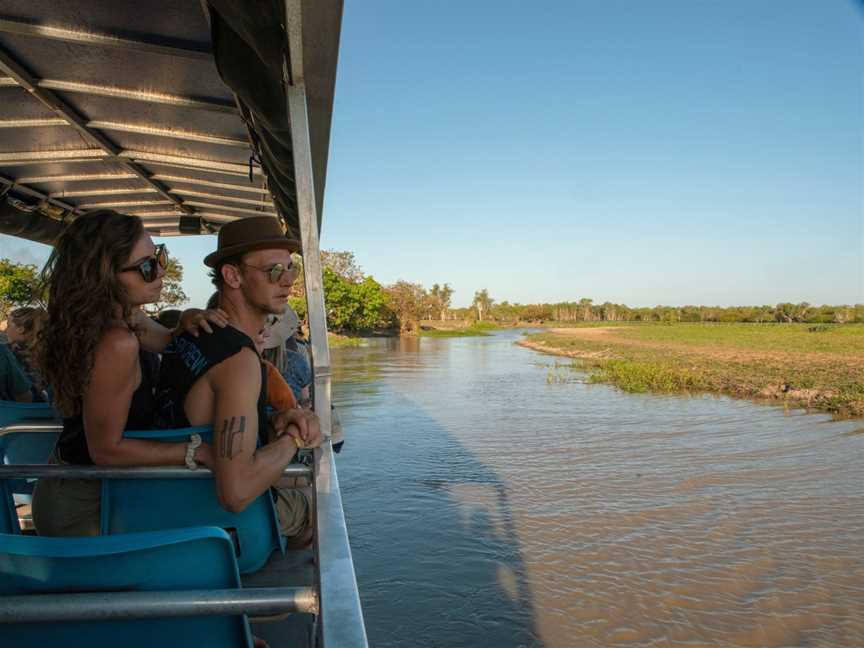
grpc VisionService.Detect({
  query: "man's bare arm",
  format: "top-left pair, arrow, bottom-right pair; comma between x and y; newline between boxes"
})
208,348 -> 298,513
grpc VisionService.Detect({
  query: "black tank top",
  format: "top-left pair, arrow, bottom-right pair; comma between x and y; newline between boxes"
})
56,350 -> 159,465
156,326 -> 268,445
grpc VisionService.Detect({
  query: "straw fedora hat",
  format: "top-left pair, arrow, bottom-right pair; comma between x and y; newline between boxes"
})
204,216 -> 300,268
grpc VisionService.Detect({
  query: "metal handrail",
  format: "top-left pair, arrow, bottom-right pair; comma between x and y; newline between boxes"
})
0,421 -> 61,434
0,464 -> 312,480
0,586 -> 318,623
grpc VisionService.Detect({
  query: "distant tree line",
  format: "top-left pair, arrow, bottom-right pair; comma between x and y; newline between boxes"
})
3,252 -> 859,333
284,251 -> 864,334
450,297 -> 864,325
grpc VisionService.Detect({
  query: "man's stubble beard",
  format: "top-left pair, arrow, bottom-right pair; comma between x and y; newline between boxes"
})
244,287 -> 287,317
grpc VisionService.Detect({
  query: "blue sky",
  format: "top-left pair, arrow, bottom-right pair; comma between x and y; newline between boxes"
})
2,0 -> 861,308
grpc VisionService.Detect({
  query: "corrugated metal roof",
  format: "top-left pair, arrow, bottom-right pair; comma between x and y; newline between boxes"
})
0,0 -> 342,242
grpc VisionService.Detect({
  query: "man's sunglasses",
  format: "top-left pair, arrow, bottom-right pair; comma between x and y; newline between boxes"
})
119,244 -> 168,283
241,260 -> 297,284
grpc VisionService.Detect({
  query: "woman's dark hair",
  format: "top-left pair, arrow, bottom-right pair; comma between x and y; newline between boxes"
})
38,210 -> 144,416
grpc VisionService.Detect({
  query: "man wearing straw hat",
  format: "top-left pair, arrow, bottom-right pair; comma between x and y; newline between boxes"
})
157,216 -> 320,547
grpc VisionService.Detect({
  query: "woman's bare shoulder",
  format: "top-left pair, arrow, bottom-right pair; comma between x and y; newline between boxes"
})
95,324 -> 140,360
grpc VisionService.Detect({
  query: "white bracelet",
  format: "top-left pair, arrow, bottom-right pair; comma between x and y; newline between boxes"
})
185,433 -> 202,470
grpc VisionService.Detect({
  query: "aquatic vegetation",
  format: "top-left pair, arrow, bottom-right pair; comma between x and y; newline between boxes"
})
328,333 -> 364,347
519,323 -> 864,418
419,324 -> 493,338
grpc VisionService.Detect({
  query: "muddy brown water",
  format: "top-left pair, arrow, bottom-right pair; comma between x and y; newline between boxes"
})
331,330 -> 863,647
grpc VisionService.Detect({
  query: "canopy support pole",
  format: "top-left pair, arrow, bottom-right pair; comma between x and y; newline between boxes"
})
285,2 -> 368,647
284,25 -> 331,437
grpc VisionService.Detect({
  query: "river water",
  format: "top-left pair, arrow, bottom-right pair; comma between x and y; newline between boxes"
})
331,329 -> 864,648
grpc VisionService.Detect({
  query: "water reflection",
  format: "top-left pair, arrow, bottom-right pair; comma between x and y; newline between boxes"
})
335,385 -> 542,647
333,330 -> 864,647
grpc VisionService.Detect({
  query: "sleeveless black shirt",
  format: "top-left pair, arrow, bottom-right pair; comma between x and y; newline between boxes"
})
56,350 -> 159,465
156,326 -> 268,445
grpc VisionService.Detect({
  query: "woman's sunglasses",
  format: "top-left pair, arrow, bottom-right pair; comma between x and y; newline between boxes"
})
241,260 -> 297,284
119,244 -> 168,283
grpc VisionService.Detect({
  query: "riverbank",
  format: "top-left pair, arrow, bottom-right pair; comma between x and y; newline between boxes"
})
419,322 -> 496,337
518,323 -> 864,418
328,332 -> 364,347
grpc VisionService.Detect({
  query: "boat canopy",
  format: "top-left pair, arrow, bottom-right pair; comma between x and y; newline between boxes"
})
0,0 -> 342,244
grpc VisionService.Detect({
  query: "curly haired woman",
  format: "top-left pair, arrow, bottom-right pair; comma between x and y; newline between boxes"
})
32,210 -> 227,536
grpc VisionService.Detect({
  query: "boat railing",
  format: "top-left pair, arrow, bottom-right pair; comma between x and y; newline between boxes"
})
0,586 -> 319,623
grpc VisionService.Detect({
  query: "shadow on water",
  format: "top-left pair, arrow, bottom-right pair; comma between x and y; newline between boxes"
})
332,342 -> 544,648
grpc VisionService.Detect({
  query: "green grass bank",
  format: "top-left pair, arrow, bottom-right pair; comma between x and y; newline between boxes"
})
328,332 -> 364,348
519,323 -> 864,418
419,322 -> 496,337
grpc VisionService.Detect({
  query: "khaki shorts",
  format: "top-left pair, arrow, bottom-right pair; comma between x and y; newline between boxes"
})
31,451 -> 101,537
274,486 -> 311,540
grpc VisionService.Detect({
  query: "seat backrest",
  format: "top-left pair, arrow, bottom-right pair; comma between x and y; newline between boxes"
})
102,427 -> 283,574
0,526 -> 252,647
0,430 -> 60,532
0,430 -> 59,466
0,401 -> 58,429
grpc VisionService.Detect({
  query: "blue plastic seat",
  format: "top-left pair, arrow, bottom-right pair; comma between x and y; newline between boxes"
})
102,427 -> 284,574
0,401 -> 58,428
0,429 -> 59,533
0,526 -> 253,647
0,429 -> 58,466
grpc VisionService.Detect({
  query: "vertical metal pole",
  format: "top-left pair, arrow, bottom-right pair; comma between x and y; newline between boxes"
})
285,10 -> 331,438
285,4 -> 368,648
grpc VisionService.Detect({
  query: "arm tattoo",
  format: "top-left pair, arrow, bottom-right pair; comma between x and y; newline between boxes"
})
218,416 -> 245,459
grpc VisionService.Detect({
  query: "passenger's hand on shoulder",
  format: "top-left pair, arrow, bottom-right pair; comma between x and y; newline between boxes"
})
271,408 -> 322,448
176,308 -> 229,337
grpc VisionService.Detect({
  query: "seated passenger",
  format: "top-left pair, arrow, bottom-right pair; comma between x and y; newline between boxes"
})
157,216 -> 321,547
258,324 -> 298,413
0,341 -> 33,402
262,306 -> 313,407
6,306 -> 49,401
32,210 -> 226,537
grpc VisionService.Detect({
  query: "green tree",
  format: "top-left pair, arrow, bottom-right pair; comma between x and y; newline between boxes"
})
321,267 -> 390,333
322,267 -> 357,332
354,276 -> 391,330
386,281 -> 427,334
321,249 -> 364,283
428,283 -> 454,320
0,258 -> 39,317
288,295 -> 307,322
472,289 -> 493,322
290,249 -> 367,311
